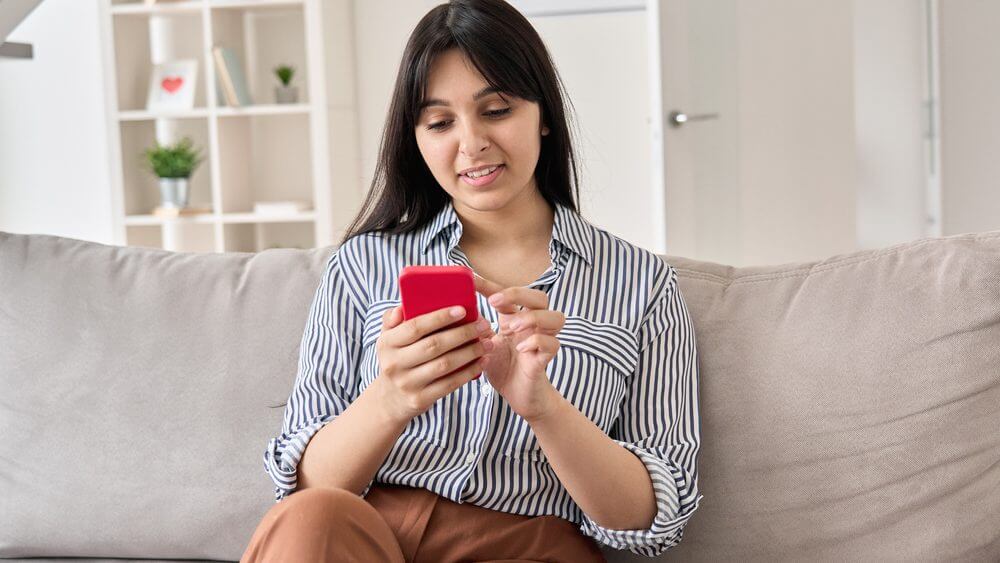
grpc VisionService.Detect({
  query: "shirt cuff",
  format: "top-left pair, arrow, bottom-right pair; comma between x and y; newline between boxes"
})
263,414 -> 336,502
578,440 -> 704,557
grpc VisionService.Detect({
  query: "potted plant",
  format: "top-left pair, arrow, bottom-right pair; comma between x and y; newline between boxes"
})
273,64 -> 298,104
143,136 -> 203,209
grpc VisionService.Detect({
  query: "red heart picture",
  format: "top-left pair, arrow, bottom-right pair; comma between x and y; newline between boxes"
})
161,76 -> 184,94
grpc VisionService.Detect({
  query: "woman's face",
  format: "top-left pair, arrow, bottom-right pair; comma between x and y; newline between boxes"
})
414,48 -> 550,213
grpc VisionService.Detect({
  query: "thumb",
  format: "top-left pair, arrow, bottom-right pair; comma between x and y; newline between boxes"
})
382,305 -> 403,329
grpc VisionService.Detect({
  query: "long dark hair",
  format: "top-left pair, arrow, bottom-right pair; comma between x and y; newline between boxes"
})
268,0 -> 583,410
341,0 -> 583,243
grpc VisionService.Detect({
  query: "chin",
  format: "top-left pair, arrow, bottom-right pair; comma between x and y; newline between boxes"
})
454,191 -> 511,211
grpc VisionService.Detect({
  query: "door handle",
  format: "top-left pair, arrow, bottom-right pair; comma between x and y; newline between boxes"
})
668,110 -> 719,128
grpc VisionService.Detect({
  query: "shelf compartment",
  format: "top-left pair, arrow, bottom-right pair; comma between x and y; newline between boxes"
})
119,118 -> 214,217
216,112 -> 314,214
160,221 -> 219,253
111,9 -> 207,111
210,1 -> 309,108
224,221 -> 314,252
124,224 -> 164,249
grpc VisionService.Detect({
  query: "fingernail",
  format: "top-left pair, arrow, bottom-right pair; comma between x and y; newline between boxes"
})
516,341 -> 529,352
451,306 -> 465,318
508,320 -> 521,331
489,294 -> 503,305
481,339 -> 494,351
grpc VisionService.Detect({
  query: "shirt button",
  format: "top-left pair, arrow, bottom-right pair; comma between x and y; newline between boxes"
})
480,384 -> 491,396
465,452 -> 477,465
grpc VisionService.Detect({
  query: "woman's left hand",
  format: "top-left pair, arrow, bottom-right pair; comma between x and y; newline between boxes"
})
473,273 -> 565,422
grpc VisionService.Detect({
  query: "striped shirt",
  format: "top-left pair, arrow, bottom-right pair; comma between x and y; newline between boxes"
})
263,200 -> 703,557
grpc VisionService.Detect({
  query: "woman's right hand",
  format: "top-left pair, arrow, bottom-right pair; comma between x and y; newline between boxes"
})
371,305 -> 496,426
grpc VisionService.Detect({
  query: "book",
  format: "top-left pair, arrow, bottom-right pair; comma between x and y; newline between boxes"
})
253,200 -> 312,215
212,46 -> 253,107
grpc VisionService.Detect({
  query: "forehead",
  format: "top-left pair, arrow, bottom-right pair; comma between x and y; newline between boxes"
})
419,50 -> 505,112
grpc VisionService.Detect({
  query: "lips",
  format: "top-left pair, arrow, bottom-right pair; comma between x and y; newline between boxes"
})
459,163 -> 503,177
460,164 -> 504,187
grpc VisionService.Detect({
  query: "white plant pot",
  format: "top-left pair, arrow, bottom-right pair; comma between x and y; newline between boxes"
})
275,85 -> 299,104
158,177 -> 190,208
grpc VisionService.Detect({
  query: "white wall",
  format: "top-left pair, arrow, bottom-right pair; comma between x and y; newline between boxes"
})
0,0 -> 114,243
350,0 -> 435,215
736,1 -> 858,266
853,0 -> 928,250
939,1 -> 1000,236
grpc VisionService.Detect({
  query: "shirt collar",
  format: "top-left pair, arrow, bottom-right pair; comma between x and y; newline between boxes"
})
417,199 -> 594,267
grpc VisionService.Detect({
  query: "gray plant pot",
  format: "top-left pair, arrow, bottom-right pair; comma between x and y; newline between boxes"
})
158,177 -> 190,209
275,85 -> 299,104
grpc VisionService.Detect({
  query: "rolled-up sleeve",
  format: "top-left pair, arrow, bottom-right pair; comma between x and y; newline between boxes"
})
262,248 -> 368,502
579,265 -> 704,557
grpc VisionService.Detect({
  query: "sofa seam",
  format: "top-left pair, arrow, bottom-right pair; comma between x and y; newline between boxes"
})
673,232 -> 1000,286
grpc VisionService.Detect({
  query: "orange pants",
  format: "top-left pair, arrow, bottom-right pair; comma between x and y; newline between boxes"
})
240,482 -> 607,562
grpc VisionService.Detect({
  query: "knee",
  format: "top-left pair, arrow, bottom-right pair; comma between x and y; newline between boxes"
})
243,487 -> 397,563
279,486 -> 370,523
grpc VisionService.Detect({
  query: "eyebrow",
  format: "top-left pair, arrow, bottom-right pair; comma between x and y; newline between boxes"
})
418,86 -> 503,113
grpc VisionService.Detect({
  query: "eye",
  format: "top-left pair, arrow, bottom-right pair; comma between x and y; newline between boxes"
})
426,107 -> 512,131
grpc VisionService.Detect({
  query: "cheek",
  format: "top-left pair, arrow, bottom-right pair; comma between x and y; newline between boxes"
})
416,134 -> 452,171
501,121 -> 541,168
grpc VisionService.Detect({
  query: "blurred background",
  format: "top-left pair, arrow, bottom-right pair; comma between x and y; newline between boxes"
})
1,0 -> 997,266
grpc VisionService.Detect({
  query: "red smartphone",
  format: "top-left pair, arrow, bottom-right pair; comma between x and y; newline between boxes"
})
399,265 -> 483,379
399,265 -> 479,324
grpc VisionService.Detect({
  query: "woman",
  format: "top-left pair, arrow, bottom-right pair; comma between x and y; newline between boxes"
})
241,0 -> 702,561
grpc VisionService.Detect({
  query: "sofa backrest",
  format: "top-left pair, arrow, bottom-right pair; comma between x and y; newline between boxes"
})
1,229 -> 998,562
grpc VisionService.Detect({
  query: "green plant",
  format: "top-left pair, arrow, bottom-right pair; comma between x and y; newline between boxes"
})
143,137 -> 203,179
273,64 -> 296,87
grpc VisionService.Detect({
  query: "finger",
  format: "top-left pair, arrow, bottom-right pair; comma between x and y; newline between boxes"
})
381,305 -> 404,330
488,286 -> 548,314
506,310 -> 565,333
419,354 -> 488,403
412,338 -> 489,386
515,333 -> 560,356
396,317 -> 494,369
473,273 -> 505,299
384,305 -> 471,348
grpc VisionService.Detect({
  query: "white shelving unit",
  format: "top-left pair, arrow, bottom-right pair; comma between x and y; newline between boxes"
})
99,0 -> 335,252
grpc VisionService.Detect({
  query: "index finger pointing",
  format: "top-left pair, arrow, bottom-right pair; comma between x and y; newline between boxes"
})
473,272 -> 504,298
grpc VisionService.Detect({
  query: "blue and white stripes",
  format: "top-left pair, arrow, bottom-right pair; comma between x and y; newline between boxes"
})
263,200 -> 703,557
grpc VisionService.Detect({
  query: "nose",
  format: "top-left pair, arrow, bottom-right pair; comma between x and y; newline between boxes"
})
458,118 -> 490,157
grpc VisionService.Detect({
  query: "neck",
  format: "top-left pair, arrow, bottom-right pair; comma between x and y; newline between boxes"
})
455,188 -> 554,251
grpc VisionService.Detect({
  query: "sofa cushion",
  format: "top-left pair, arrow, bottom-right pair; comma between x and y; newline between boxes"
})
1,229 -> 998,562
0,232 -> 330,561
653,230 -> 1000,562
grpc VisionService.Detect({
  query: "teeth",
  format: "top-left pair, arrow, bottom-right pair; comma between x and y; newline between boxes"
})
466,165 -> 499,178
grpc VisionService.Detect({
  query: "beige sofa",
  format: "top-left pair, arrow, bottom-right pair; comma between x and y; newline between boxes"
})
1,228 -> 998,562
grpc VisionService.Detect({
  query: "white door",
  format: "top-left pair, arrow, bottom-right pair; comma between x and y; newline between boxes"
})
654,0 -> 863,267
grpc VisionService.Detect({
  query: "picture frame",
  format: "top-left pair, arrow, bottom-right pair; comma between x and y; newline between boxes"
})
146,60 -> 198,111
